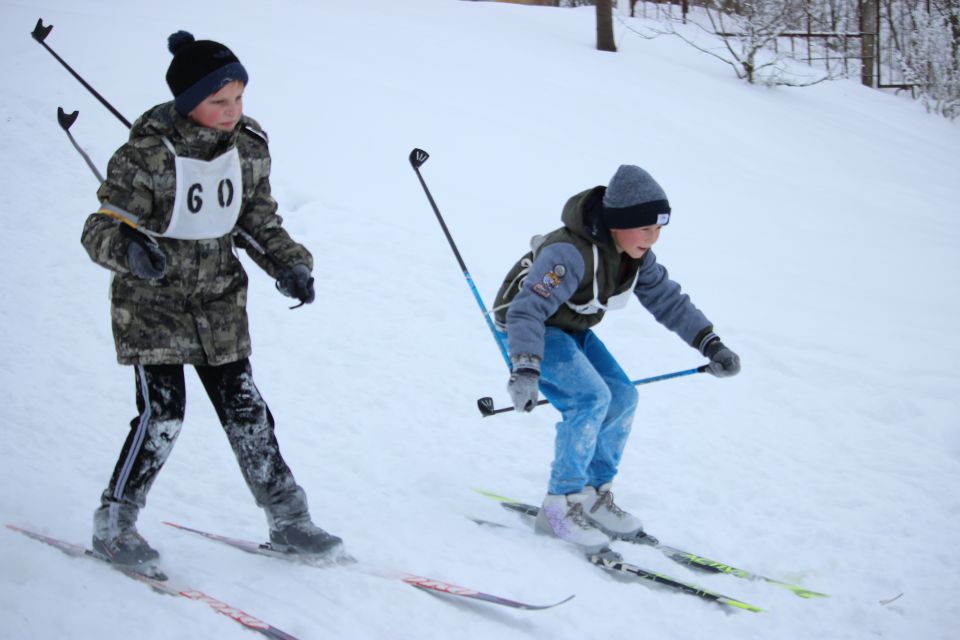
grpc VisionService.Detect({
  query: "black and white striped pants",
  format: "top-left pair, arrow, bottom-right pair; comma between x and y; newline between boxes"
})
93,358 -> 310,539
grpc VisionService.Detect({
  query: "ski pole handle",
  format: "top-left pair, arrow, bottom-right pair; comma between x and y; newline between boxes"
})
477,365 -> 709,417
57,108 -> 106,183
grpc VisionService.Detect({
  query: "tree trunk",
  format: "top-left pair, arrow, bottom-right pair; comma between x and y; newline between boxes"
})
860,0 -> 878,87
597,0 -> 617,52
949,1 -> 960,74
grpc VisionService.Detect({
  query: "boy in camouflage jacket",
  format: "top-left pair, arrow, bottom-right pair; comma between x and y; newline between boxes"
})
82,31 -> 342,569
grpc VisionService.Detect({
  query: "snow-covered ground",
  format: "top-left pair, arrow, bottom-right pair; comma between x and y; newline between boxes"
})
2,1 -> 958,638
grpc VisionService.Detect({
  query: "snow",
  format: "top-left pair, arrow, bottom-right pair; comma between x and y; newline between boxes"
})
1,0 -> 959,638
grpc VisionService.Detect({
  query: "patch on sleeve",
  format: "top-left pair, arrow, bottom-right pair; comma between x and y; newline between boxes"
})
530,264 -> 566,300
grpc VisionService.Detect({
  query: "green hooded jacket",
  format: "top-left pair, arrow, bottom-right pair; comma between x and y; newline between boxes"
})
494,187 -> 644,333
494,186 -> 712,361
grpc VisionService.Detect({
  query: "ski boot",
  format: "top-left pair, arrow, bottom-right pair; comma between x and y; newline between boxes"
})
582,483 -> 656,544
534,492 -> 611,555
92,530 -> 166,579
269,520 -> 346,561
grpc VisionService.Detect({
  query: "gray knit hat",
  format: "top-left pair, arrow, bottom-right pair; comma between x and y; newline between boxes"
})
601,165 -> 671,229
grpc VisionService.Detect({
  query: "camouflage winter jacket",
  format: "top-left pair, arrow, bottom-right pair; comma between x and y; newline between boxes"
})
81,102 -> 312,366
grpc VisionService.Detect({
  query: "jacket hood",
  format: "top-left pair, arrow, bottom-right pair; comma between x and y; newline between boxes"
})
560,186 -> 615,249
129,101 -> 244,159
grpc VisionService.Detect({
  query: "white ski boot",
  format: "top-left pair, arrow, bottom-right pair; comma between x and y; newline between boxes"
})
582,483 -> 645,540
534,492 -> 610,554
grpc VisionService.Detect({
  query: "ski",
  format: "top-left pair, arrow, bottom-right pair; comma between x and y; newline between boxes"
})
475,489 -> 828,600
163,521 -> 354,567
469,514 -> 761,613
6,524 -> 300,640
588,551 -> 764,612
163,521 -> 574,611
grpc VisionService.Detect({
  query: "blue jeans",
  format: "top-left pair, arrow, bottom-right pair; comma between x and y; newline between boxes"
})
538,327 -> 638,495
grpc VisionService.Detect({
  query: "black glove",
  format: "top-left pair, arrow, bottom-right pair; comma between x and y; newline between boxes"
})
703,338 -> 741,378
277,264 -> 315,304
507,354 -> 542,412
126,237 -> 167,280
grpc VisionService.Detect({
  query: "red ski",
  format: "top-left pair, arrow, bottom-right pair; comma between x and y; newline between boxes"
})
163,521 -> 573,611
6,524 -> 300,639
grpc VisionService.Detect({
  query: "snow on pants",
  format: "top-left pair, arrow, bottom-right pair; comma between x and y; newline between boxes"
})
538,327 -> 639,495
93,358 -> 310,539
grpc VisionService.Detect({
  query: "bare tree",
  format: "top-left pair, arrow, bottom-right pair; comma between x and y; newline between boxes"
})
553,0 -> 617,51
884,0 -> 960,117
630,1 -> 833,85
613,0 -> 957,116
597,0 -> 617,51
861,0 -> 879,87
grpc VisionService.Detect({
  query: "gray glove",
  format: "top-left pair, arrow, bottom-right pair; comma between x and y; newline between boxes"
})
703,339 -> 741,378
126,238 -> 167,280
507,354 -> 542,412
277,264 -> 315,304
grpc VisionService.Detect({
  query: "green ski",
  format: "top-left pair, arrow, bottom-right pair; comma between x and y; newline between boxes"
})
471,491 -> 764,612
475,489 -> 827,600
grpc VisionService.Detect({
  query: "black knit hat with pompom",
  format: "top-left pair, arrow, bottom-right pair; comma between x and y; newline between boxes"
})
165,31 -> 248,116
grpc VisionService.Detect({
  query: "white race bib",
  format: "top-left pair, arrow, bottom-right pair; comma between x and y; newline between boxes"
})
161,138 -> 243,240
565,244 -> 637,315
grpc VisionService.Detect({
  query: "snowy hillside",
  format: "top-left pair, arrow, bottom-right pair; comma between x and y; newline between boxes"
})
1,0 -> 959,638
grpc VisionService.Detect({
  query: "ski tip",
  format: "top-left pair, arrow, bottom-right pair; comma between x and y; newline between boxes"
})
879,592 -> 904,606
528,593 -> 576,610
720,596 -> 764,613
471,488 -> 517,503
403,574 -> 575,611
773,581 -> 829,599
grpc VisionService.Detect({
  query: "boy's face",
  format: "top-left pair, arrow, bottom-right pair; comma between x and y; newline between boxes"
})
611,224 -> 661,259
189,80 -> 245,132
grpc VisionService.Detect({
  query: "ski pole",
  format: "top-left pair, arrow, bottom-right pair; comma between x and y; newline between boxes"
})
57,108 -> 105,183
408,148 -> 510,368
57,107 -> 163,250
476,365 -> 710,417
31,19 -> 132,128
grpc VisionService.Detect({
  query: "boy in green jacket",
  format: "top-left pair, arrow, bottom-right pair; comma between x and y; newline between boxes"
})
494,165 -> 740,552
